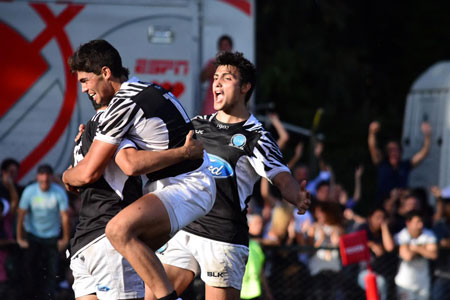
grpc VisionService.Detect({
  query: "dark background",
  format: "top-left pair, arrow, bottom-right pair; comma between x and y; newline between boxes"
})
255,0 -> 450,212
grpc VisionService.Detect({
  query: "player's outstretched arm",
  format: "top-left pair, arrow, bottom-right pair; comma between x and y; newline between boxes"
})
115,130 -> 204,176
272,172 -> 311,214
63,139 -> 118,187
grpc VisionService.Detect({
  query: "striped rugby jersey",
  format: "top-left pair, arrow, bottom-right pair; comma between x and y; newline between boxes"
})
183,114 -> 290,246
70,109 -> 142,257
95,78 -> 202,182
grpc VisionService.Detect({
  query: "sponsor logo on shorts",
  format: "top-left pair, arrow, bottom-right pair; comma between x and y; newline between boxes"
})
229,134 -> 246,150
207,154 -> 234,178
156,243 -> 168,254
207,271 -> 225,278
97,284 -> 110,292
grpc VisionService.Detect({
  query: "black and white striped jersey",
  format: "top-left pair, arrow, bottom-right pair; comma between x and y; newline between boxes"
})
95,78 -> 202,182
183,114 -> 290,246
70,110 -> 143,257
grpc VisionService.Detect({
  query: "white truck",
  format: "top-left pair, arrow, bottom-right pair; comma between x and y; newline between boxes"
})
0,0 -> 254,184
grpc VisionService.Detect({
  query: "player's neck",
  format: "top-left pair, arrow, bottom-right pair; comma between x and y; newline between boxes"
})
111,76 -> 126,93
216,107 -> 250,124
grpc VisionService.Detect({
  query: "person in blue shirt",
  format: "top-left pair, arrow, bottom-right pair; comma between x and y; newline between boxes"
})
16,164 -> 70,300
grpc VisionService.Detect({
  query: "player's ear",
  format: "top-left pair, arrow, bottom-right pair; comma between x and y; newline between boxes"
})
101,66 -> 112,80
240,82 -> 251,94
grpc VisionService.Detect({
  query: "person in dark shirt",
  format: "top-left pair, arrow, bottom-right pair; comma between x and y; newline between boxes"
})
368,121 -> 431,204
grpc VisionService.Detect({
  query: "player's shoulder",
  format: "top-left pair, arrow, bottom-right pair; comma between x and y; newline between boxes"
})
242,114 -> 266,134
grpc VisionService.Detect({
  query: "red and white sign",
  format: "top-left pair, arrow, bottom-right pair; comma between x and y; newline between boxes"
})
339,230 -> 371,266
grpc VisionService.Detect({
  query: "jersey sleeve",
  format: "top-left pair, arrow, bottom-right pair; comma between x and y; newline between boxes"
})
114,138 -> 137,157
95,97 -> 141,145
248,131 -> 290,183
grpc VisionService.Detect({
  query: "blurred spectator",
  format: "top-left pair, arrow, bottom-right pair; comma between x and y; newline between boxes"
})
389,192 -> 421,234
241,214 -> 273,300
431,190 -> 450,300
263,204 -> 295,246
0,196 -> 18,300
394,210 -> 437,300
0,158 -> 21,205
355,207 -> 395,300
307,201 -> 344,300
200,34 -> 233,114
16,164 -> 70,300
368,121 -> 431,204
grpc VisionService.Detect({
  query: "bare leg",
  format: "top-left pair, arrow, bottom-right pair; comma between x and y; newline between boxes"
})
145,265 -> 195,300
205,285 -> 240,300
106,194 -> 174,299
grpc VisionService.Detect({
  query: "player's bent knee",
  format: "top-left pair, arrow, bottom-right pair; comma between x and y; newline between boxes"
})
105,217 -> 132,248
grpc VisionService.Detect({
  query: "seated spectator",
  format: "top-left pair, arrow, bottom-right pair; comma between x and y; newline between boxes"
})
394,210 -> 437,300
355,207 -> 395,300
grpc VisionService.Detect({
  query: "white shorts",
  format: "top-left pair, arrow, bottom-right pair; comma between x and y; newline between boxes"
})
157,230 -> 249,290
145,154 -> 216,235
70,235 -> 144,299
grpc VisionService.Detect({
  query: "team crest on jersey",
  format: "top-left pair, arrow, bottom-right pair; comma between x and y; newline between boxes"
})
229,134 -> 246,150
207,154 -> 234,178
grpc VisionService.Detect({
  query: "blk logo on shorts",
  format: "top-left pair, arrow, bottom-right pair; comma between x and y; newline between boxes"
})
207,271 -> 224,278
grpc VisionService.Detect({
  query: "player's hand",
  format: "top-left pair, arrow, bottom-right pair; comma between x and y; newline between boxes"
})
62,166 -> 79,195
296,180 -> 311,215
74,123 -> 86,143
183,130 -> 204,160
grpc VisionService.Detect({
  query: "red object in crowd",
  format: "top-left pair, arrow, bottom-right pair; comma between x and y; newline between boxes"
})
364,270 -> 380,300
339,230 -> 371,266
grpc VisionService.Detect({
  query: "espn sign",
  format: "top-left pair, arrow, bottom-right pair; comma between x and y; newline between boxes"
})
339,230 -> 370,266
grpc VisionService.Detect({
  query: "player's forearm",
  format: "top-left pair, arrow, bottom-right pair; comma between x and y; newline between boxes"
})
274,172 -> 300,206
63,159 -> 101,186
117,147 -> 189,176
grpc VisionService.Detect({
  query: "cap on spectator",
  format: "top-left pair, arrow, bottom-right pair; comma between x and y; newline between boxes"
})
37,164 -> 53,175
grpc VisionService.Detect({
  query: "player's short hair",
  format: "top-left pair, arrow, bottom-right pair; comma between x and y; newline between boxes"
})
68,39 -> 129,79
1,158 -> 19,172
214,51 -> 256,103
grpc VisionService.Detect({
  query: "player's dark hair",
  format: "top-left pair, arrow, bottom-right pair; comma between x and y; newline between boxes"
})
214,51 -> 256,103
217,34 -> 233,49
1,158 -> 19,172
68,39 -> 129,79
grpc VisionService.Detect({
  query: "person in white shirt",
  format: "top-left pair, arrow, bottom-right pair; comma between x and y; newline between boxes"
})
394,210 -> 437,300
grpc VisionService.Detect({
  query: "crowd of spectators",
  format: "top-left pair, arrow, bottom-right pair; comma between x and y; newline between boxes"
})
0,112 -> 449,300
241,115 -> 449,300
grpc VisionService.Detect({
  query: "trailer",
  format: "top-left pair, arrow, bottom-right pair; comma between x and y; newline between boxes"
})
401,61 -> 450,203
